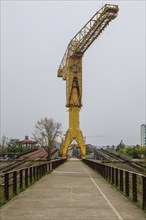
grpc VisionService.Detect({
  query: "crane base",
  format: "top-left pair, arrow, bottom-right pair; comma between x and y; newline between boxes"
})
60,127 -> 86,159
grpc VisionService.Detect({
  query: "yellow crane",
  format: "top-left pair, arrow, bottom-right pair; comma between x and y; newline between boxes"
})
57,4 -> 119,159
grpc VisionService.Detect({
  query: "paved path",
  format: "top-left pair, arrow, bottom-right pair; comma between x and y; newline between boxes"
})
0,159 -> 146,220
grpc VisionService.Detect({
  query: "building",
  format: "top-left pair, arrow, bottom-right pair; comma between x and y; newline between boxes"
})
141,124 -> 146,147
18,135 -> 37,149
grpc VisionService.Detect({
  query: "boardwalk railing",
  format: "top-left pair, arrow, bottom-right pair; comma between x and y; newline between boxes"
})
0,159 -> 66,205
83,159 -> 146,210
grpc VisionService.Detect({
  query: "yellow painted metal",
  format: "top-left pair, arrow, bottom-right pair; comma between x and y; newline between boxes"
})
65,57 -> 82,107
58,4 -> 119,77
61,107 -> 86,159
57,4 -> 119,159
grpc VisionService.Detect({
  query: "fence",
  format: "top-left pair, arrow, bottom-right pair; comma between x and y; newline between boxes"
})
0,159 -> 66,205
83,159 -> 146,210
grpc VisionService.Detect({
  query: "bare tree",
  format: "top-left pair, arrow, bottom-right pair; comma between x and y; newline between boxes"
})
1,135 -> 9,155
33,117 -> 62,159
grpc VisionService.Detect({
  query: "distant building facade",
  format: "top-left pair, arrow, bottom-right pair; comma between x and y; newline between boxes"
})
141,124 -> 146,147
18,135 -> 37,149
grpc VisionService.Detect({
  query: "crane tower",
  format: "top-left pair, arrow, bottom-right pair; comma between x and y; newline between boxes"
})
57,4 -> 119,159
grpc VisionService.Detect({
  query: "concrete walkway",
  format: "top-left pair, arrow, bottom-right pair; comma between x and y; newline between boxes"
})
0,159 -> 146,220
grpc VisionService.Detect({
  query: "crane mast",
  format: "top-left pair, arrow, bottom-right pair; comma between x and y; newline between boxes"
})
57,4 -> 119,159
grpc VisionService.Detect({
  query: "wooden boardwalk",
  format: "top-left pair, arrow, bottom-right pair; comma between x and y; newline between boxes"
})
0,159 -> 146,220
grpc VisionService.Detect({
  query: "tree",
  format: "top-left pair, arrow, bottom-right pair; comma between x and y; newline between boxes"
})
33,117 -> 62,160
116,145 -> 145,159
1,135 -> 9,154
86,144 -> 94,155
7,139 -> 29,154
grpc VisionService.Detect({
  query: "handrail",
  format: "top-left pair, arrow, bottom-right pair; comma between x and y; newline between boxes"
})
0,159 -> 66,206
83,159 -> 146,210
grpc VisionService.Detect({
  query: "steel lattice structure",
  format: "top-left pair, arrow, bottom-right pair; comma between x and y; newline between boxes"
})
57,4 -> 119,159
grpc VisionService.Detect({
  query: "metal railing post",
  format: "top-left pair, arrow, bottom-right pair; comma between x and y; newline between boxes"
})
44,164 -> 47,174
120,170 -> 123,192
132,173 -> 137,203
29,167 -> 32,184
33,166 -> 36,181
4,173 -> 9,200
105,165 -> 108,179
142,176 -> 146,210
112,167 -> 115,185
13,171 -> 17,195
125,171 -> 129,196
20,169 -> 23,190
25,168 -> 28,188
36,165 -> 39,179
115,168 -> 118,187
108,166 -> 111,182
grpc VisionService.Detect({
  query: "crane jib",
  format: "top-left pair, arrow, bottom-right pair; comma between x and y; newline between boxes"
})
58,4 -> 119,77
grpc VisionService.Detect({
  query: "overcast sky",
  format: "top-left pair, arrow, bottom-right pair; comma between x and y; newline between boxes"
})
1,0 -> 145,146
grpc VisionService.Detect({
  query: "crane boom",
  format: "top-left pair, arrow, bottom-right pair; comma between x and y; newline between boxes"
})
58,4 -> 119,78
